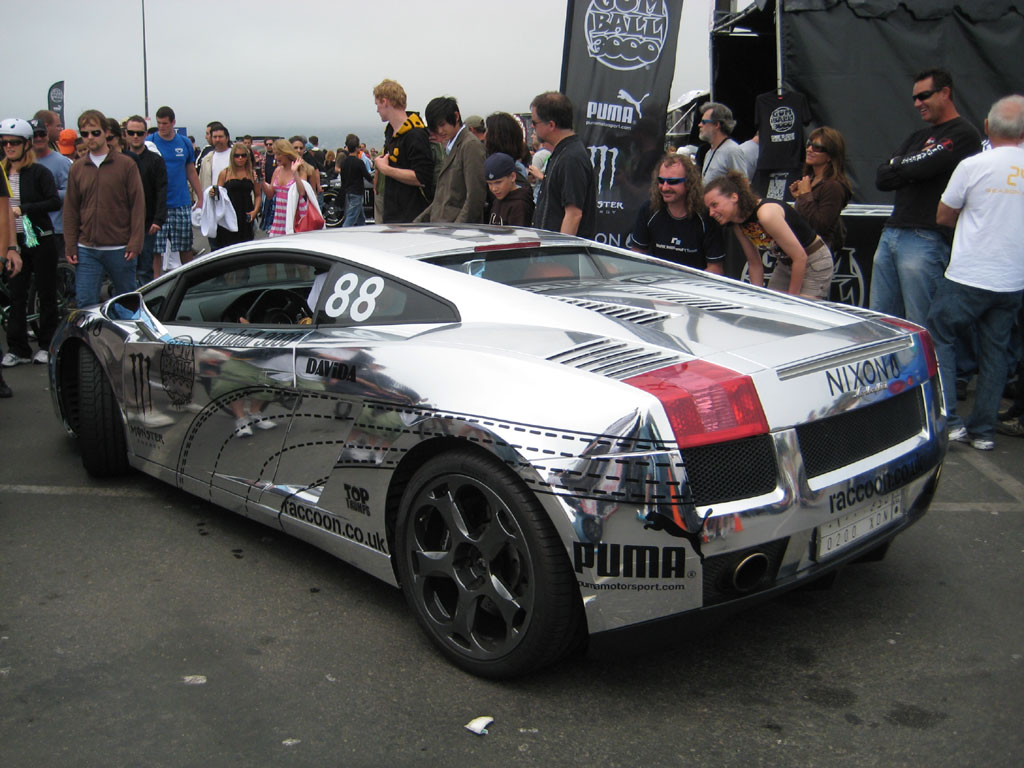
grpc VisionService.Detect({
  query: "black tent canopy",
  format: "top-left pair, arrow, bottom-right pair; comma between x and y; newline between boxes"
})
712,0 -> 1024,203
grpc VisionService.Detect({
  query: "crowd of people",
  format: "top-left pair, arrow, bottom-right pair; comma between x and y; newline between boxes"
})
1,72 -> 1022,454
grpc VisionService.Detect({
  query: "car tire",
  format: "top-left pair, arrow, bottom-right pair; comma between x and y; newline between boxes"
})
78,348 -> 129,477
322,190 -> 343,228
395,449 -> 583,678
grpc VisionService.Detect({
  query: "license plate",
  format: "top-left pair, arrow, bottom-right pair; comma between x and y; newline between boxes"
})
817,492 -> 902,559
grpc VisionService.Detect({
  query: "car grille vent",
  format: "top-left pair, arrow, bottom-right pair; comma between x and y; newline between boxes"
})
797,387 -> 926,478
681,434 -> 778,507
611,285 -> 743,312
552,296 -> 673,325
547,339 -> 682,379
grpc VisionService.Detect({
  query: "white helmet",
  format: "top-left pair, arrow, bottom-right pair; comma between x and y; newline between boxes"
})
0,118 -> 33,140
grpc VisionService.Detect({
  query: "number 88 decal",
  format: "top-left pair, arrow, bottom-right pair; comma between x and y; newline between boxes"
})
325,273 -> 385,322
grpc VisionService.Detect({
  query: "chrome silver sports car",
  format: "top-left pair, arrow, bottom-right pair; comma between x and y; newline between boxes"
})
49,225 -> 947,677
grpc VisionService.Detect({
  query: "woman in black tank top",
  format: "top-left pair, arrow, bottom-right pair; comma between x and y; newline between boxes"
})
703,170 -> 834,299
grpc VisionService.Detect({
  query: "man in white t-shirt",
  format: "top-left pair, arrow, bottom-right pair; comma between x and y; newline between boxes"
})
198,123 -> 232,250
927,95 -> 1024,451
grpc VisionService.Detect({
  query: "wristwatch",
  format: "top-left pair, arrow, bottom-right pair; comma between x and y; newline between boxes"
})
7,245 -> 19,255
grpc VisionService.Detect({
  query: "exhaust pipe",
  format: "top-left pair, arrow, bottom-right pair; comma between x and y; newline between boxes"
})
732,552 -> 770,592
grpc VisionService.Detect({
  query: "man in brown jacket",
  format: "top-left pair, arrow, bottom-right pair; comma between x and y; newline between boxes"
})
414,96 -> 486,223
63,108 -> 145,307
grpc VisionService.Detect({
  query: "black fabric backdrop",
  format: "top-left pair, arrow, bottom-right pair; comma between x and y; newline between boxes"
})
715,0 -> 1024,204
782,0 -> 1024,203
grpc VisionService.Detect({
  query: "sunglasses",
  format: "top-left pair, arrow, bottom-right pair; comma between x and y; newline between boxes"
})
657,176 -> 686,185
233,153 -> 248,158
81,129 -> 103,137
699,119 -> 716,125
125,129 -> 146,137
806,142 -> 828,153
1,138 -> 25,147
913,88 -> 941,102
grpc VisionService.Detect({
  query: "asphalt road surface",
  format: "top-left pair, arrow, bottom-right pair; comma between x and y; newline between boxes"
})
1,361 -> 1022,767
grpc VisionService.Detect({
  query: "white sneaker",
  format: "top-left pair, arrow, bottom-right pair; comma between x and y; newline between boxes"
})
947,426 -> 968,442
970,438 -> 994,451
1,352 -> 32,368
235,417 -> 253,438
32,349 -> 49,365
252,417 -> 278,430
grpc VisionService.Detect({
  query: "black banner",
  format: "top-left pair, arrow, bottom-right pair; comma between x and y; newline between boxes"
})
560,0 -> 684,248
47,81 -> 65,129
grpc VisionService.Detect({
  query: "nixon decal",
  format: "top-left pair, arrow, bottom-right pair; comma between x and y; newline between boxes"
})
572,541 -> 686,578
305,357 -> 358,382
129,352 -> 153,413
584,0 -> 669,71
825,353 -> 901,396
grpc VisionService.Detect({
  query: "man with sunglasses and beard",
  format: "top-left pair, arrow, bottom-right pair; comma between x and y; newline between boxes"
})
123,115 -> 167,283
631,152 -> 724,274
869,68 -> 982,327
63,109 -> 144,308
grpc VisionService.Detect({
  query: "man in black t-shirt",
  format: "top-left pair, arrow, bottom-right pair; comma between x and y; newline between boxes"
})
868,68 -> 982,327
631,152 -> 724,273
531,91 -> 597,239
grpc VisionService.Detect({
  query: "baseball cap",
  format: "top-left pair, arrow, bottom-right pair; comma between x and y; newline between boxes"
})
464,115 -> 485,132
58,128 -> 78,156
484,152 -> 515,181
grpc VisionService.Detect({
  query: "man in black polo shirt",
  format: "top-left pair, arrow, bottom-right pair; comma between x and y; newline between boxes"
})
631,152 -> 724,273
531,91 -> 596,239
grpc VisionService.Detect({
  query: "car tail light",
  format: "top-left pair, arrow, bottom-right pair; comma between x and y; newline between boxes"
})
625,361 -> 769,449
879,318 -> 938,378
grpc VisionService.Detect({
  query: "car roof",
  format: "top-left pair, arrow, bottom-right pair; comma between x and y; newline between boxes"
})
269,224 -> 582,260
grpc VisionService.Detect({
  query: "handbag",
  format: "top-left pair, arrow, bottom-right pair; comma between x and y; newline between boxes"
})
294,197 -> 325,232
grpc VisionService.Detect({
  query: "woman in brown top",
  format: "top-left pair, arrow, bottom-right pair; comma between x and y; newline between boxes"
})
788,127 -> 852,252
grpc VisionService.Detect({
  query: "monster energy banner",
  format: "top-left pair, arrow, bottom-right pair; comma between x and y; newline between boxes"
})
560,0 -> 683,247
47,81 -> 65,128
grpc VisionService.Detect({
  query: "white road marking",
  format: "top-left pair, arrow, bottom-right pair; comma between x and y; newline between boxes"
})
0,484 -> 153,498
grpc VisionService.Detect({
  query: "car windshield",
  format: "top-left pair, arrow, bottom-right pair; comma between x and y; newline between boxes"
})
424,246 -> 699,288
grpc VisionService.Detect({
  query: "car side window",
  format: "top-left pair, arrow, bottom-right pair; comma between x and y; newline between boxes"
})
167,255 -> 326,325
311,263 -> 458,327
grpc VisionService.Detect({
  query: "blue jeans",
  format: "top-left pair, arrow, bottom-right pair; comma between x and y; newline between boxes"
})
869,227 -> 949,327
927,277 -> 1023,440
343,193 -> 365,227
136,231 -> 159,286
75,246 -> 138,308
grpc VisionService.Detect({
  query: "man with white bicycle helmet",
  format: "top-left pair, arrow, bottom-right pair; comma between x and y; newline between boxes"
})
0,117 -> 61,368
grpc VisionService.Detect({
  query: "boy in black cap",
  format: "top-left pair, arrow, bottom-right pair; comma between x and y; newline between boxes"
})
485,152 -> 534,227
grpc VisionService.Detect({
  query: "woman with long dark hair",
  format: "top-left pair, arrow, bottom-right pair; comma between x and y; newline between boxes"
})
0,118 -> 60,367
789,126 -> 852,252
704,170 -> 833,299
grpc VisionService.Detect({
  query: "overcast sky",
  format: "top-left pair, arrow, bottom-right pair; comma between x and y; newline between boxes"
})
9,0 -> 716,150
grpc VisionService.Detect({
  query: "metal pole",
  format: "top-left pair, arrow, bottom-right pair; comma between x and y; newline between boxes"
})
142,0 -> 150,119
